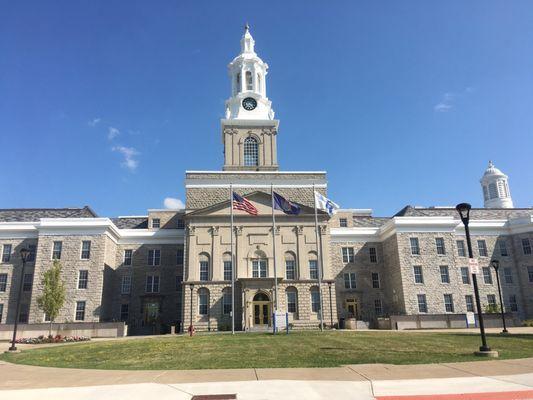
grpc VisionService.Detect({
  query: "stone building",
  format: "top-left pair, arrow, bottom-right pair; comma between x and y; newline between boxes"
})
0,27 -> 531,334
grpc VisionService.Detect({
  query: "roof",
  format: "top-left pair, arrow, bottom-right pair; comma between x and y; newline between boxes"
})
352,216 -> 390,227
395,205 -> 533,219
111,217 -> 148,229
0,206 -> 97,222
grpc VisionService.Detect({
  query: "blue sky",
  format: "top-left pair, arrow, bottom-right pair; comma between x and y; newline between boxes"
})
1,1 -> 532,217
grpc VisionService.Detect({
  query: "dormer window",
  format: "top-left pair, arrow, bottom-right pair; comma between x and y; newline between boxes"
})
152,218 -> 160,229
243,137 -> 258,166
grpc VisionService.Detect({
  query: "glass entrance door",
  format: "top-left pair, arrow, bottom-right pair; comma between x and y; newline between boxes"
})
253,302 -> 270,325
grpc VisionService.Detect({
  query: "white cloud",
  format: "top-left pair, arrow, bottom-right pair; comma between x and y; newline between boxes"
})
164,197 -> 185,209
434,88 -> 474,113
108,126 -> 120,140
88,117 -> 101,127
112,146 -> 139,171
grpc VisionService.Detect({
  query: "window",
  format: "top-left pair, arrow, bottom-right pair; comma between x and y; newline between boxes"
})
223,289 -> 232,315
477,240 -> 488,257
121,275 -> 131,294
198,289 -> 209,315
286,288 -> 298,314
75,301 -> 86,321
369,247 -> 377,263
310,288 -> 321,313
342,247 -> 354,263
81,241 -> 91,259
489,183 -> 498,199
27,244 -> 36,262
417,294 -> 427,313
482,267 -> 493,284
219,260 -> 231,281
0,303 -> 3,323
461,267 -> 471,284
145,275 -> 160,293
440,266 -> 450,283
246,70 -> 252,90
339,218 -> 347,227
23,273 -> 33,292
529,266 -> 533,283
1,244 -> 11,262
124,249 -> 133,266
371,272 -> 380,288
175,275 -> 182,291
176,219 -> 185,229
18,304 -> 29,323
504,268 -> 513,284
413,266 -> 424,284
252,259 -> 267,278
120,304 -> 129,321
444,294 -> 454,313
0,274 -> 7,291
509,295 -> 518,312
499,240 -> 509,257
200,260 -> 209,281
374,299 -> 383,316
309,260 -> 318,280
236,72 -> 241,93
344,272 -> 356,289
148,249 -> 161,266
487,294 -> 496,307
456,240 -> 466,257
257,73 -> 262,93
243,137 -> 259,167
465,295 -> 474,312
176,248 -> 184,265
522,239 -> 532,255
52,241 -> 62,260
152,218 -> 160,229
410,238 -> 420,255
285,259 -> 296,280
78,270 -> 88,289
436,238 -> 446,255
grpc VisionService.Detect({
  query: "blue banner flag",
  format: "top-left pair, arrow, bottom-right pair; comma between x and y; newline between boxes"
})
273,192 -> 301,215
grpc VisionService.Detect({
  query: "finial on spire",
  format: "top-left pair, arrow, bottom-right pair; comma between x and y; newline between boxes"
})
488,160 -> 494,168
244,22 -> 250,32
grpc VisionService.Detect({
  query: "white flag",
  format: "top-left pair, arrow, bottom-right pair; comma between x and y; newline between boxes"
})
314,191 -> 340,216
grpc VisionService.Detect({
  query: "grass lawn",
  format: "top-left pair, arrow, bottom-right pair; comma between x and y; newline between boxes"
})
1,331 -> 533,370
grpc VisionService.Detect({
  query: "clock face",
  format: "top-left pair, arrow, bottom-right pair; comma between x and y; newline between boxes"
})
242,97 -> 257,111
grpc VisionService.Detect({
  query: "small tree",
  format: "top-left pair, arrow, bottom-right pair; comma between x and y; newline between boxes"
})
37,259 -> 66,336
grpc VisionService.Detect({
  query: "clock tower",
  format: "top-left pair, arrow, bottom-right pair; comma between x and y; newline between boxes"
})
222,24 -> 279,171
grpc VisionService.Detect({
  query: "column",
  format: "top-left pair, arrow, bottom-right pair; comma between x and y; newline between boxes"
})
211,226 -> 220,280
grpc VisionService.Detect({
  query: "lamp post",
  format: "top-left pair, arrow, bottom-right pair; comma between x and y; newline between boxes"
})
328,282 -> 333,328
491,259 -> 508,333
189,283 -> 194,336
9,248 -> 29,352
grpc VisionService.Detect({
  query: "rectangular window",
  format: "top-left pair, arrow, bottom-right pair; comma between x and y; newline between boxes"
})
145,275 -> 160,293
344,272 -> 356,289
0,273 -> 7,291
78,270 -> 88,289
456,240 -> 466,257
342,247 -> 354,263
477,240 -> 488,257
152,218 -> 160,229
444,294 -> 454,313
23,273 -> 33,292
27,244 -> 36,262
339,218 -> 347,227
120,304 -> 129,321
509,295 -> 518,312
124,249 -> 133,266
198,292 -> 208,315
1,244 -> 12,262
461,267 -> 471,284
148,249 -> 161,266
522,239 -> 532,255
75,301 -> 86,321
287,291 -> 297,313
175,275 -> 182,291
413,266 -> 424,284
440,265 -> 450,283
487,294 -> 496,307
528,266 -> 533,283
436,238 -> 446,255
176,248 -> 184,265
311,290 -> 321,313
371,272 -> 380,288
223,291 -> 232,315
200,261 -> 209,281
410,238 -> 420,255
81,241 -> 91,259
417,294 -> 427,313
18,304 -> 29,323
223,261 -> 232,281
369,247 -> 377,263
52,241 -> 62,260
176,219 -> 185,229
483,267 -> 493,284
121,275 -> 131,294
499,240 -> 509,257
285,259 -> 295,280
465,295 -> 474,312
252,260 -> 267,278
504,267 -> 513,284
374,299 -> 383,316
309,260 -> 318,280
0,303 -> 3,323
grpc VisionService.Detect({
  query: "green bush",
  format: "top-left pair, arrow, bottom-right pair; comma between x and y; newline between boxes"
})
484,304 -> 501,314
522,319 -> 533,327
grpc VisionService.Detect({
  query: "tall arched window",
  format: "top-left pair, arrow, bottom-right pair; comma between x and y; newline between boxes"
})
222,287 -> 232,315
236,73 -> 241,93
286,286 -> 298,315
483,185 -> 489,201
308,251 -> 318,280
199,253 -> 210,281
246,71 -> 253,90
285,252 -> 296,280
198,288 -> 209,316
488,183 -> 498,199
243,137 -> 259,166
310,287 -> 321,313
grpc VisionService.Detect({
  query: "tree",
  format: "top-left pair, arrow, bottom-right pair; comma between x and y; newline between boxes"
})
37,259 -> 66,336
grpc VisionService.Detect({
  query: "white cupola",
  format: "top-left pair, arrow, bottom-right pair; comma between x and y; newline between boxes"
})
224,24 -> 275,120
480,161 -> 514,208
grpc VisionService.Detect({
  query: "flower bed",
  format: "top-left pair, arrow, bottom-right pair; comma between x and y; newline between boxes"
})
15,335 -> 91,344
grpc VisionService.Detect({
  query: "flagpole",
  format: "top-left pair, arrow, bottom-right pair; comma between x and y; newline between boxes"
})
313,184 -> 324,331
271,184 -> 279,330
230,184 -> 235,335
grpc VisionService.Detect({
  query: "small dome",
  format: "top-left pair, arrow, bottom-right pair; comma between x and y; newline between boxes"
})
483,160 -> 505,177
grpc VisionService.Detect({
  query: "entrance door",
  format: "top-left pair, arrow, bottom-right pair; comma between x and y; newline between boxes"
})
345,298 -> 359,319
143,301 -> 160,326
252,292 -> 271,326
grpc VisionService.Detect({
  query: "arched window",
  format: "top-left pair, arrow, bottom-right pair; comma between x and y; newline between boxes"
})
285,252 -> 296,280
236,73 -> 241,93
198,288 -> 209,316
483,185 -> 489,201
222,287 -> 232,315
310,287 -> 321,313
308,251 -> 318,280
246,71 -> 253,90
243,137 -> 259,166
199,253 -> 210,281
488,183 -> 498,199
223,252 -> 232,281
286,286 -> 298,315
257,73 -> 261,93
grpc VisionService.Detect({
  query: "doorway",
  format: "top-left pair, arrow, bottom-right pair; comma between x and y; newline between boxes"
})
252,292 -> 270,326
345,298 -> 360,319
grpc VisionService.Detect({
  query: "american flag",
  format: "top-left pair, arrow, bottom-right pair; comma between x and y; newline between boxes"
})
233,192 -> 258,215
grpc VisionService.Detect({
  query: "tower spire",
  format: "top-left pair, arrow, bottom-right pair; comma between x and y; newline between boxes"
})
480,160 -> 514,208
240,23 -> 255,54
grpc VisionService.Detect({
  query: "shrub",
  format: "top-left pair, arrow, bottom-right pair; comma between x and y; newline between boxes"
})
15,335 -> 90,344
523,319 -> 533,327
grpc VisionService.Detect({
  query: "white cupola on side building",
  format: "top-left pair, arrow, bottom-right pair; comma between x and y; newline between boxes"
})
480,161 -> 514,208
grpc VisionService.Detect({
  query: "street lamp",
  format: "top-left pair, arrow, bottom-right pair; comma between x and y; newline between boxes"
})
188,283 -> 194,336
9,248 -> 30,352
328,282 -> 333,328
491,259 -> 508,333
456,203 -> 491,353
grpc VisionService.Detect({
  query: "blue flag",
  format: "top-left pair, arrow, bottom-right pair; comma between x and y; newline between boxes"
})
273,192 -> 301,215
